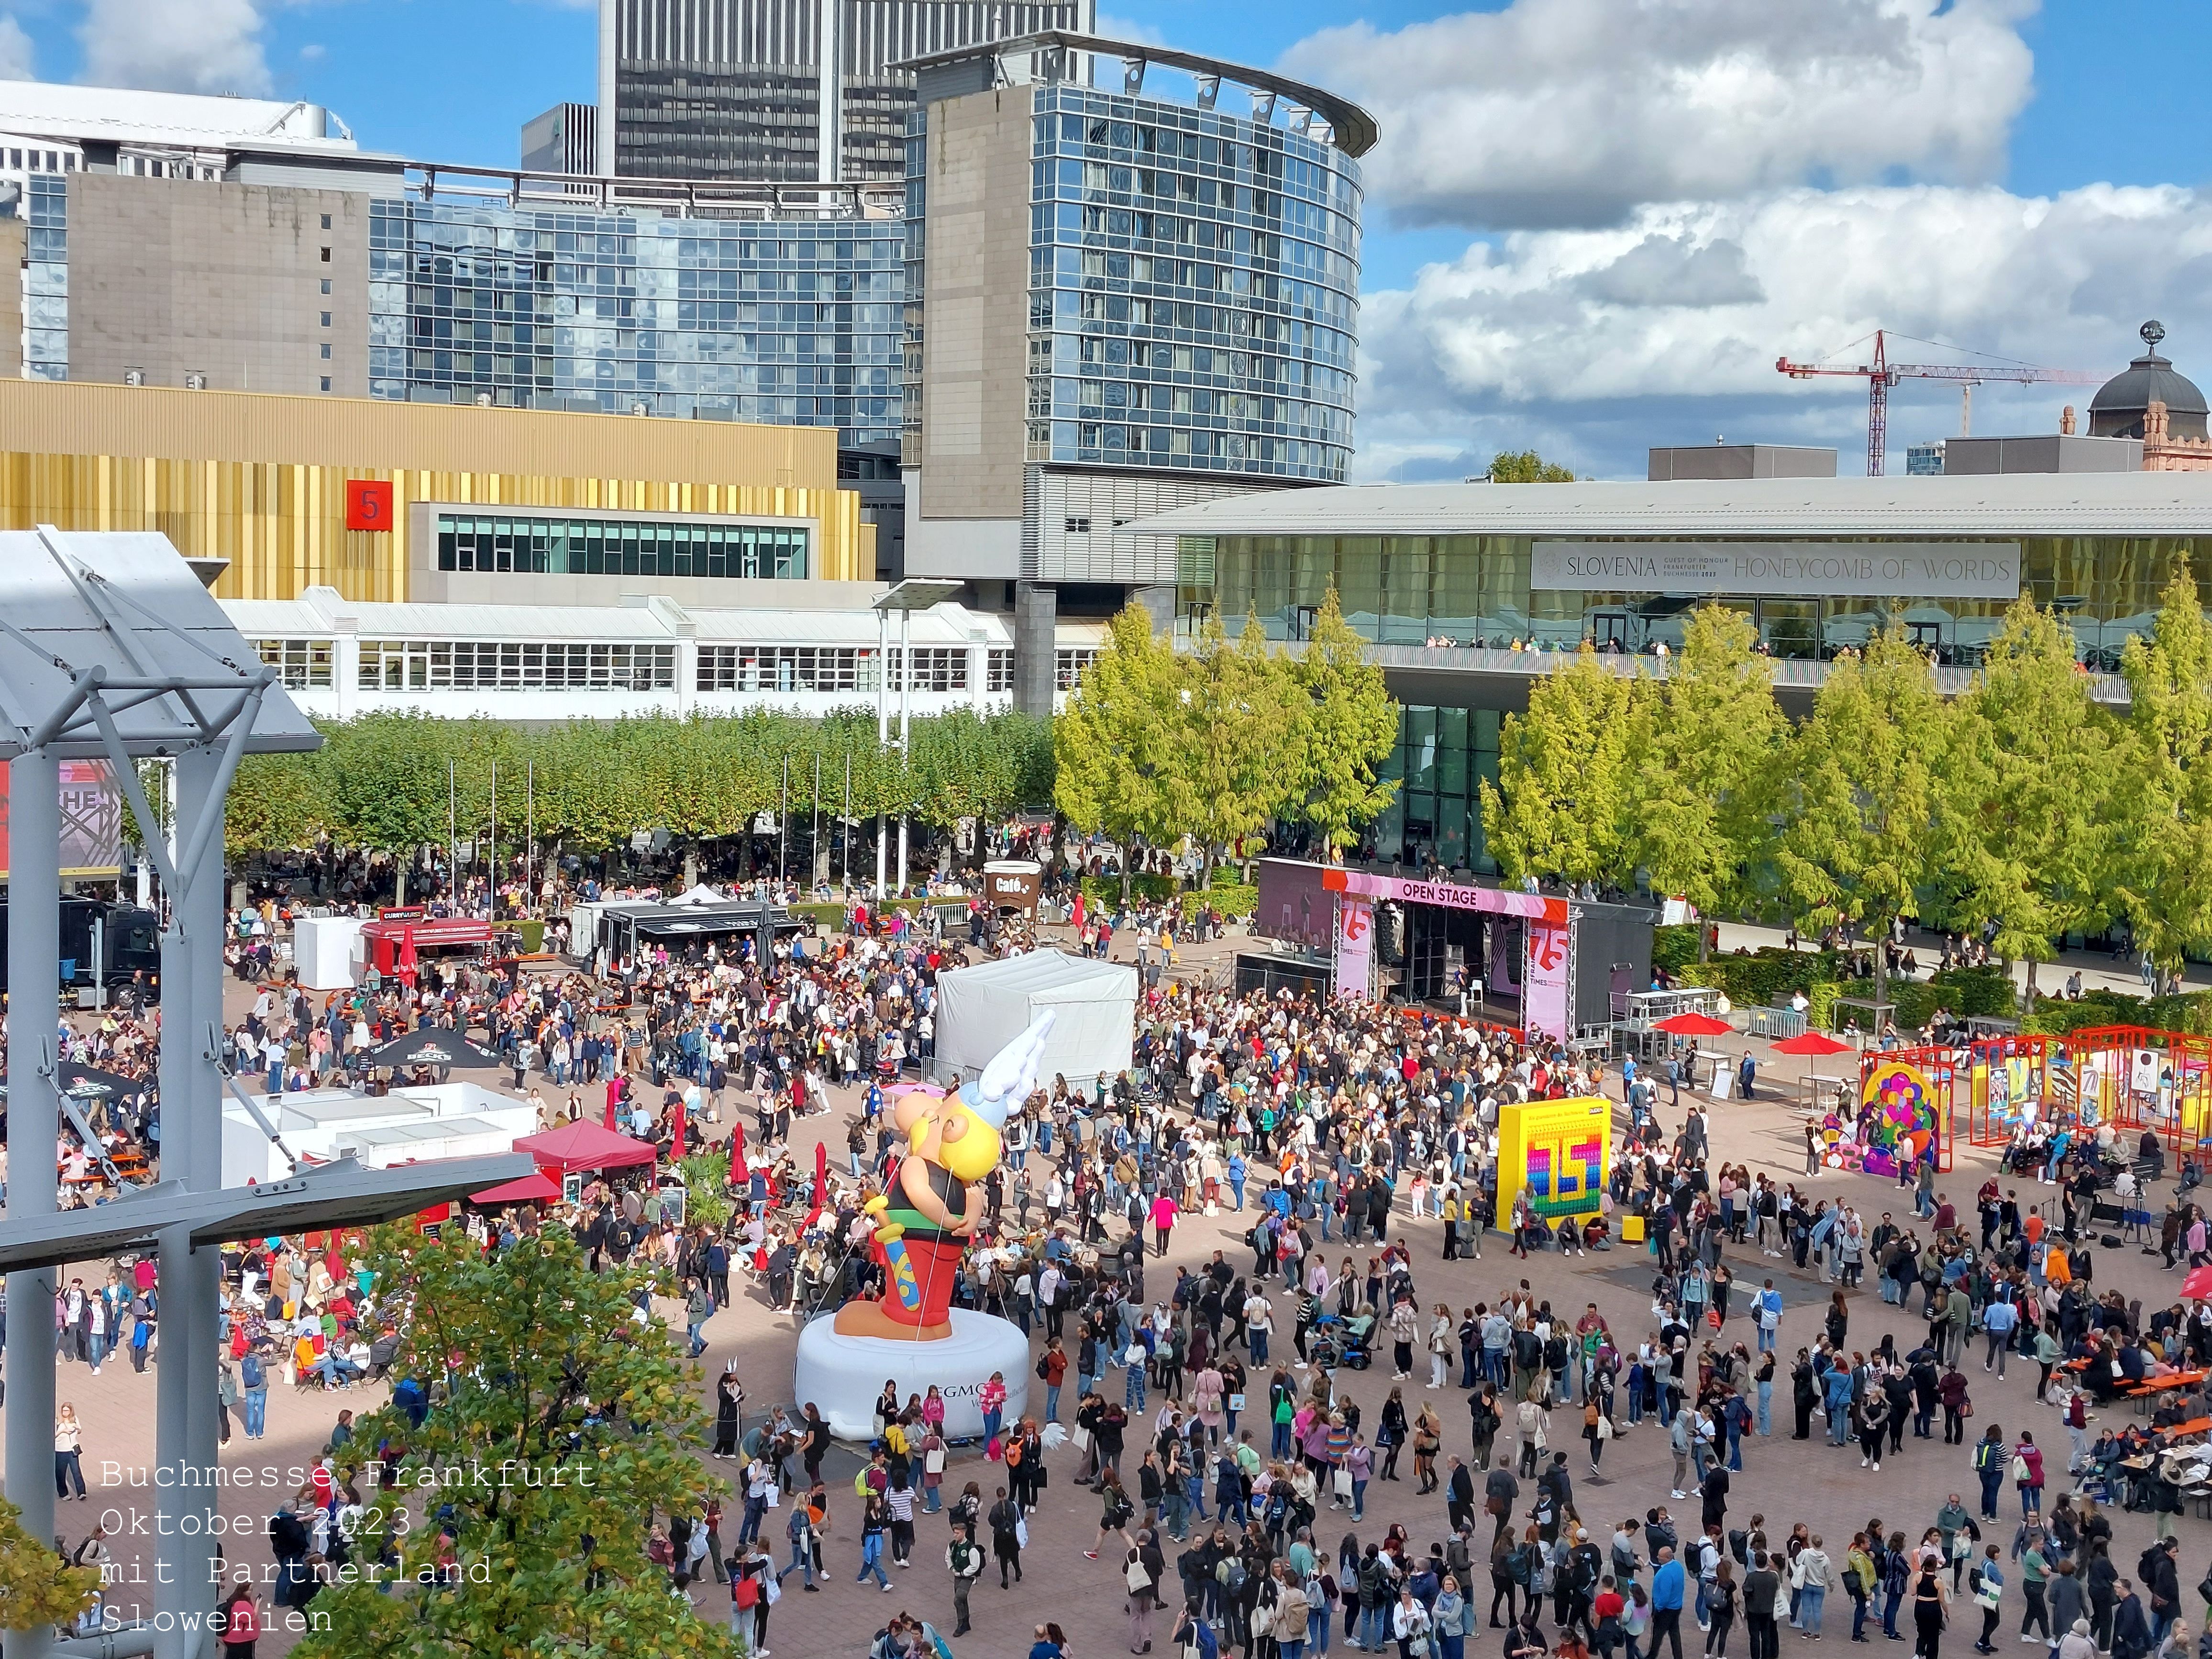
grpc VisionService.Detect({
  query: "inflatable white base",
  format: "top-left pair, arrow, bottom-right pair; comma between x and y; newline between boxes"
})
793,1307 -> 1032,1442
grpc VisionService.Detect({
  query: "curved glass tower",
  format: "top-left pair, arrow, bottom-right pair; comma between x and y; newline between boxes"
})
897,31 -> 1371,709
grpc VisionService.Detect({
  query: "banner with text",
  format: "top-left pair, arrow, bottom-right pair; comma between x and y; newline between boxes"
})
1532,541 -> 2020,599
1333,897 -> 1373,1002
0,760 -> 123,880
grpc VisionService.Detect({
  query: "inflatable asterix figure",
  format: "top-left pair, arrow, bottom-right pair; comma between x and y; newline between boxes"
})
832,1011 -> 1055,1341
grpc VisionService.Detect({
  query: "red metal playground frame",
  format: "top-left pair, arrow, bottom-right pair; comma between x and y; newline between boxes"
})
1865,1025 -> 2212,1163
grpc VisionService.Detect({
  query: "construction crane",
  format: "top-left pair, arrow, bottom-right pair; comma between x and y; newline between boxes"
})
1775,329 -> 2104,476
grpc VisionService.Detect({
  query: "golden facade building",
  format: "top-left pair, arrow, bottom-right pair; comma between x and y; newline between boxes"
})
0,378 -> 873,602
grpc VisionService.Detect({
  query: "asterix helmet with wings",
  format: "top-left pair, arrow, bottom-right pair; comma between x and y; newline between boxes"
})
957,1010 -> 1055,1130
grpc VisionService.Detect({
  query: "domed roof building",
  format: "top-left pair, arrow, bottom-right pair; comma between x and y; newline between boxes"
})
2090,321 -> 2208,441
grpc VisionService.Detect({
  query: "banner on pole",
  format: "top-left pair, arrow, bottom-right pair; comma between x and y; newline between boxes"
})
0,760 -> 123,879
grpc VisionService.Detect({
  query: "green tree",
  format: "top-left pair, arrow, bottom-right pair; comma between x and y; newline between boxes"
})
1480,644 -> 1642,885
296,1227 -> 734,1659
912,707 -> 1021,868
1182,612 -> 1299,885
1628,607 -> 1785,957
2116,567 -> 2212,991
225,751 -> 326,859
0,1497 -> 99,1635
1289,590 -> 1401,861
1054,603 -> 1191,899
1486,449 -> 1577,483
1774,627 -> 1947,1009
1941,598 -> 2118,1006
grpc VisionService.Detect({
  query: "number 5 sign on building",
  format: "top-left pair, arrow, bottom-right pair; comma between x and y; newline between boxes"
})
344,478 -> 394,531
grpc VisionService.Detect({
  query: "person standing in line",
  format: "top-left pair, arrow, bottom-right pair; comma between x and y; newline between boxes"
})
217,1586 -> 260,1659
1910,1560 -> 1950,1659
1706,1559 -> 1739,1657
1651,1544 -> 1686,1659
1793,1536 -> 1832,1640
1966,1545 -> 2002,1655
1746,1550 -> 1782,1659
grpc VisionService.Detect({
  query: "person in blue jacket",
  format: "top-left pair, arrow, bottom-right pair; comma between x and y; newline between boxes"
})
1650,1544 -> 1686,1659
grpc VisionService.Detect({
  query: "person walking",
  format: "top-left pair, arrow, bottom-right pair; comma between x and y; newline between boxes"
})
54,1404 -> 87,1502
1707,1560 -> 1739,1658
1967,1546 -> 2002,1655
947,1522 -> 983,1637
988,1486 -> 1024,1587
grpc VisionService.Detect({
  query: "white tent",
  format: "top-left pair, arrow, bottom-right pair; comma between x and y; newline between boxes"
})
933,949 -> 1137,1091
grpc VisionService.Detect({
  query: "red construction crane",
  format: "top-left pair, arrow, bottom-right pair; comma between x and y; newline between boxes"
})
1775,329 -> 2104,476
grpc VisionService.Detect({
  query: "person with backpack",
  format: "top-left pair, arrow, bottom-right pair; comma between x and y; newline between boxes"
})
946,1522 -> 983,1638
241,1350 -> 270,1440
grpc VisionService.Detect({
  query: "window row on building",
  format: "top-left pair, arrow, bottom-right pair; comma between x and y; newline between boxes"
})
255,638 -> 1014,695
435,514 -> 810,580
358,640 -> 680,692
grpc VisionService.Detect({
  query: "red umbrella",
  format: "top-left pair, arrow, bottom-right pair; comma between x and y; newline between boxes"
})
2183,1265 -> 2212,1302
1657,1011 -> 1733,1037
1773,1031 -> 1854,1057
395,928 -> 420,988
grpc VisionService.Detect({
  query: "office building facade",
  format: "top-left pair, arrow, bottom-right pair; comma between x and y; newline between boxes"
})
900,30 -> 1371,710
600,0 -> 1089,182
0,377 -> 874,603
1133,471 -> 2212,871
520,102 -> 600,175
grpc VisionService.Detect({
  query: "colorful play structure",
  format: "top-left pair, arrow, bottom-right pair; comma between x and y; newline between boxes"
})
1836,1025 -> 2212,1176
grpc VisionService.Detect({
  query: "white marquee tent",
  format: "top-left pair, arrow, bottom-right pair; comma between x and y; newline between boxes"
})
932,950 -> 1137,1092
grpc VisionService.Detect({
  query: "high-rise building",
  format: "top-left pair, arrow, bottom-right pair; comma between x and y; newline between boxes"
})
599,0 -> 1090,183
1904,441 -> 1945,476
898,30 -> 1371,710
520,102 -> 599,174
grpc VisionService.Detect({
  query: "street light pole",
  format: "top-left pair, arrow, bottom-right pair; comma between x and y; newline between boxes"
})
897,605 -> 912,898
875,607 -> 889,902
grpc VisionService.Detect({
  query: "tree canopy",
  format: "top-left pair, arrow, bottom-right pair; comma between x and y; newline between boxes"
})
1485,449 -> 1578,483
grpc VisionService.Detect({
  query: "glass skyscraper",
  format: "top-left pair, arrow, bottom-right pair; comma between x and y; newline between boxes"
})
605,0 -> 1089,182
366,196 -> 904,441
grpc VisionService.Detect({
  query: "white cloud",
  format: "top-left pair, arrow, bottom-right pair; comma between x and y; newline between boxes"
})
299,41 -> 324,61
0,15 -> 33,81
78,0 -> 273,96
1353,182 -> 2212,479
1095,13 -> 1168,47
1282,0 -> 2036,230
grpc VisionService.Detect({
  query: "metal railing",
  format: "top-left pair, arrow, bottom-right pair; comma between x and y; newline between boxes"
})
402,160 -> 907,221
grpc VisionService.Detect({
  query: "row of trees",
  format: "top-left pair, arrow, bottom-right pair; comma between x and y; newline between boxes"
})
226,706 -> 1055,874
1054,593 -> 1401,891
1485,572 -> 2212,1005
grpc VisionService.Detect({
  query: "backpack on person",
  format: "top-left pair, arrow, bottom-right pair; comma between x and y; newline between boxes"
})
241,1354 -> 264,1391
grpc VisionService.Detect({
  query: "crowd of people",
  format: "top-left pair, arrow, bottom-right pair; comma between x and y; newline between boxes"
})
23,846 -> 2212,1659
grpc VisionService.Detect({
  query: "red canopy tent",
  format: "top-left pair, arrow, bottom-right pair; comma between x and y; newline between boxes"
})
470,1170 -> 564,1205
514,1120 -> 657,1173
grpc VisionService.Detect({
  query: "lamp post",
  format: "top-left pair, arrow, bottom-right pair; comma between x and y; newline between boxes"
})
870,579 -> 961,903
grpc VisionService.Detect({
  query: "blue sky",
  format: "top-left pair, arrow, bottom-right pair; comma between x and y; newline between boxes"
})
9,0 -> 2211,478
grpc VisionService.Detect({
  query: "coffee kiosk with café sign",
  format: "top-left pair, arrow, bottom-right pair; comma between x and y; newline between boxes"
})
982,859 -> 1042,913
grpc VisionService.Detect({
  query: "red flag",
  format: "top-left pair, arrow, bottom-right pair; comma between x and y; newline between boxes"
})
671,1097 -> 687,1161
730,1121 -> 749,1183
603,1079 -> 621,1131
804,1140 -> 829,1231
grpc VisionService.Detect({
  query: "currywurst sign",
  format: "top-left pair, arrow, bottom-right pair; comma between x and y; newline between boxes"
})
1532,541 -> 2020,599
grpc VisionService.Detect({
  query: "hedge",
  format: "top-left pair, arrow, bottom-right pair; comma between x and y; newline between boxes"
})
1676,947 -> 1840,1008
2021,987 -> 2212,1038
1183,883 -> 1258,921
1079,873 -> 1180,906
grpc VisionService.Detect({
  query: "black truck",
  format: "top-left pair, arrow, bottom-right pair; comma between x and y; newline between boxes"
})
0,896 -> 162,993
